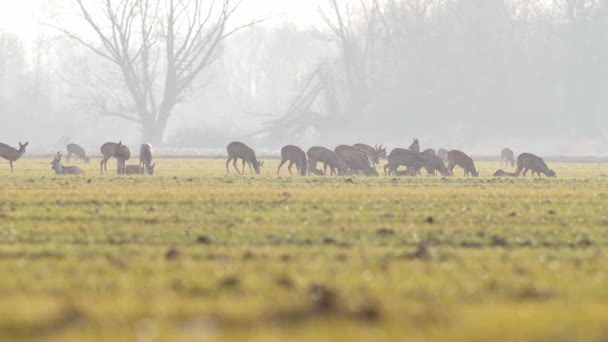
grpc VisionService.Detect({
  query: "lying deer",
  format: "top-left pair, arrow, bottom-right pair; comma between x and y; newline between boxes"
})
51,152 -> 84,175
125,163 -> 155,175
0,141 -> 28,173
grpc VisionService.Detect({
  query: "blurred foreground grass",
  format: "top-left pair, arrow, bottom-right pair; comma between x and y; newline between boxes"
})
0,159 -> 607,341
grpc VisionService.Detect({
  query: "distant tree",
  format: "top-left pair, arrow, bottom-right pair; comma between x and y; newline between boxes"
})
54,0 -> 260,144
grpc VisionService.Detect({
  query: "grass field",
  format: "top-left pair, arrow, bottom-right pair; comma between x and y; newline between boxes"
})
1,158 -> 608,341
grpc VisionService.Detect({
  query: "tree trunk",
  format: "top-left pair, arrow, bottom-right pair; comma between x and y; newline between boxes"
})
142,118 -> 168,145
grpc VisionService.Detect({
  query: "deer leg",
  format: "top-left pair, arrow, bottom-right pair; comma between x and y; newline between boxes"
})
226,157 -> 232,174
9,161 -> 13,173
324,163 -> 329,175
232,158 -> 240,174
523,168 -> 529,177
277,158 -> 287,175
447,162 -> 455,176
287,161 -> 294,176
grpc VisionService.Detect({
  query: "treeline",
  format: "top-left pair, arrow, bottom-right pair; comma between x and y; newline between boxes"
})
0,0 -> 607,154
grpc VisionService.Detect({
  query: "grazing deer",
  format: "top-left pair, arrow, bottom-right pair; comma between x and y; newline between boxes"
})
515,153 -> 556,178
409,138 -> 420,153
493,169 -> 517,177
66,143 -> 90,163
226,142 -> 263,174
421,153 -> 451,176
307,146 -> 345,176
447,150 -> 479,177
438,148 -> 448,163
51,152 -> 84,175
100,141 -> 121,174
501,147 -> 515,167
335,145 -> 378,176
0,141 -> 28,173
384,148 -> 425,176
139,143 -> 154,175
352,143 -> 387,165
277,145 -> 307,176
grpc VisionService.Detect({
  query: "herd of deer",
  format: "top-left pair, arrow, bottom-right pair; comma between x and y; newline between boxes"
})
227,139 -> 557,178
0,139 -> 556,178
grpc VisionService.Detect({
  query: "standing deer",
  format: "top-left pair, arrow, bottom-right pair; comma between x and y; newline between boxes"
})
515,153 -> 556,178
0,141 -> 28,173
51,152 -> 84,175
493,169 -> 517,177
139,143 -> 154,175
226,142 -> 263,174
277,145 -> 307,176
447,150 -> 479,177
501,147 -> 515,167
384,148 -> 426,176
421,148 -> 436,156
335,145 -> 378,176
115,144 -> 131,175
421,153 -> 451,176
66,143 -> 90,163
307,146 -> 345,176
352,143 -> 387,165
438,148 -> 448,163
100,141 -> 122,174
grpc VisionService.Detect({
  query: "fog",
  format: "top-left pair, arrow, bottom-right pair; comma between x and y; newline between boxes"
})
1,0 -> 607,156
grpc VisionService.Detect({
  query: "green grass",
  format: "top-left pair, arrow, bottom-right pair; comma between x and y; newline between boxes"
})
0,158 -> 608,341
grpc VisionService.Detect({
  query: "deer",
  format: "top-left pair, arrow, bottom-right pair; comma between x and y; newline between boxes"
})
335,145 -> 378,176
383,148 -> 426,176
352,143 -> 387,165
51,152 -> 84,175
66,143 -> 90,163
125,163 -> 155,175
493,169 -> 517,177
420,153 -> 451,176
226,141 -> 263,174
115,144 -> 131,175
139,143 -> 154,175
501,147 -> 515,167
515,153 -> 556,178
438,148 -> 448,163
307,146 -> 345,176
0,141 -> 28,173
421,148 -> 436,157
277,145 -> 307,176
100,141 -> 121,174
447,150 -> 479,177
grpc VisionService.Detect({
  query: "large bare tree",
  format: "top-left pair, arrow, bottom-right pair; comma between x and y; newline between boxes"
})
55,0 -> 259,144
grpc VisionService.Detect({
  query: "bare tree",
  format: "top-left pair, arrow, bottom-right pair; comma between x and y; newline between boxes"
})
54,0 -> 260,144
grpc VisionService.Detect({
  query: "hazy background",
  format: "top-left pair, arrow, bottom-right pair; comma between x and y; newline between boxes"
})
1,0 -> 607,156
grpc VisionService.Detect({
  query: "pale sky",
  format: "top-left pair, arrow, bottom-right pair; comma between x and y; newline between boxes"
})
0,0 -> 325,42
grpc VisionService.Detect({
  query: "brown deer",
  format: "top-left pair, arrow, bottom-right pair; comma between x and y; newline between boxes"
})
515,153 -> 556,178
335,145 -> 378,176
139,143 -> 154,175
447,150 -> 479,177
125,163 -> 155,175
277,145 -> 307,176
100,141 -> 121,174
226,142 -> 263,174
421,148 -> 436,156
307,146 -> 345,176
493,169 -> 517,177
352,143 -> 387,165
0,141 -> 28,173
66,143 -> 90,163
438,148 -> 448,163
421,153 -> 451,176
384,148 -> 426,176
51,152 -> 84,175
501,147 -> 515,167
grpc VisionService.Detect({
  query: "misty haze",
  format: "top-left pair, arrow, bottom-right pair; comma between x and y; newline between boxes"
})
2,0 -> 607,156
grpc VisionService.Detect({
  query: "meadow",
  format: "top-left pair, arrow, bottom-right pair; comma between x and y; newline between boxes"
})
0,158 -> 608,341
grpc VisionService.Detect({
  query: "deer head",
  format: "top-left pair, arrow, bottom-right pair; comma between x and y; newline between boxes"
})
51,152 -> 62,172
547,169 -> 556,177
253,160 -> 264,174
146,163 -> 156,175
409,139 -> 420,152
375,144 -> 387,159
19,142 -> 29,153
